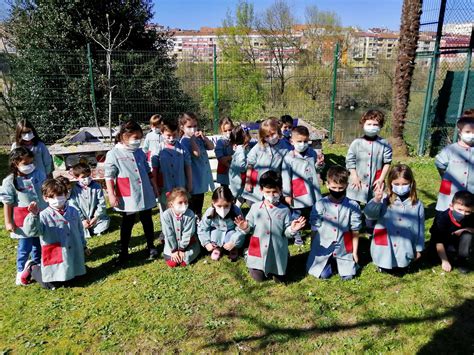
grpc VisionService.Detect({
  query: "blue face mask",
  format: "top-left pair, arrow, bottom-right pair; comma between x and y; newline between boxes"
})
451,209 -> 466,222
392,184 -> 411,196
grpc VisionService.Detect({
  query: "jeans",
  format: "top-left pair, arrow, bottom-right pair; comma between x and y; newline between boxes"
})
17,237 -> 41,272
320,256 -> 354,280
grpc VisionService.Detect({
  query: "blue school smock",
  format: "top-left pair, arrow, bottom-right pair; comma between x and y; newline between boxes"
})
306,196 -> 361,278
246,139 -> 291,202
0,169 -> 47,238
161,208 -> 200,265
69,181 -> 110,237
104,144 -> 156,213
229,143 -> 256,201
180,136 -> 215,195
365,195 -> 425,269
215,137 -> 234,185
435,143 -> 474,211
197,205 -> 245,248
12,142 -> 53,176
345,136 -> 392,203
23,205 -> 87,282
142,130 -> 164,163
282,148 -> 322,209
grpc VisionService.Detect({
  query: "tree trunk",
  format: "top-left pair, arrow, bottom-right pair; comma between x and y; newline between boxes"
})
107,50 -> 113,142
391,0 -> 423,156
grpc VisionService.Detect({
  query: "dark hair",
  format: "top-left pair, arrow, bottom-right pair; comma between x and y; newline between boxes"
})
9,147 -> 34,191
462,108 -> 474,118
359,109 -> 385,127
452,190 -> 474,208
229,125 -> 250,146
326,166 -> 350,185
178,112 -> 198,136
387,164 -> 418,206
161,117 -> 179,133
15,119 -> 41,146
280,115 -> 293,126
219,117 -> 234,132
115,120 -> 143,144
292,125 -> 309,137
259,170 -> 282,190
42,178 -> 69,198
208,186 -> 237,219
72,162 -> 91,177
56,176 -> 71,192
457,116 -> 474,130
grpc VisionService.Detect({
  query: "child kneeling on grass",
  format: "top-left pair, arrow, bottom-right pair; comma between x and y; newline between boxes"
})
22,178 -> 91,290
306,166 -> 362,280
161,187 -> 200,267
198,186 -> 245,261
235,171 -> 306,283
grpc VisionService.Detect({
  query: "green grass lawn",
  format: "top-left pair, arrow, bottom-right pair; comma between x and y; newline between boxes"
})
1,144 -> 473,353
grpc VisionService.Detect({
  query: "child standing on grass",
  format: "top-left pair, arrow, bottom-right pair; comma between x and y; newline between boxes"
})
346,110 -> 392,205
430,190 -> 473,274
161,187 -> 200,267
12,119 -> 53,176
69,162 -> 110,238
1,147 -> 47,285
282,125 -> 322,245
235,171 -> 306,283
198,186 -> 245,261
142,114 -> 164,164
215,117 -> 235,187
22,178 -> 90,290
179,112 -> 214,218
104,120 -> 160,264
306,166 -> 361,280
245,118 -> 292,203
434,116 -> 474,213
365,164 -> 425,273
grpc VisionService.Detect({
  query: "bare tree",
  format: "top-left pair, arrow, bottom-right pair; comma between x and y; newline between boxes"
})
86,14 -> 132,141
0,31 -> 17,127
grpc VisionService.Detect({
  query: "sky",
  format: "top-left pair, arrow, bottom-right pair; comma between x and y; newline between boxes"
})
152,0 -> 404,31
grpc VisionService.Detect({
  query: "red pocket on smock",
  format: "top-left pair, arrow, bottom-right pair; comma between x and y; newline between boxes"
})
374,169 -> 382,181
373,228 -> 388,246
116,177 -> 131,197
13,207 -> 29,228
292,178 -> 308,198
248,236 -> 262,257
42,243 -> 63,266
217,161 -> 229,174
343,231 -> 353,253
250,170 -> 259,187
439,179 -> 452,195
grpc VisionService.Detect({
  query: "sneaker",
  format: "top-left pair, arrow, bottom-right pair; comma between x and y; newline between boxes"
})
228,248 -> 239,262
149,248 -> 160,260
15,271 -> 23,286
211,248 -> 222,261
20,260 -> 35,285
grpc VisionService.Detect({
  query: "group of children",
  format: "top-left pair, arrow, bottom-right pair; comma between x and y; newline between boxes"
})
2,110 -> 473,289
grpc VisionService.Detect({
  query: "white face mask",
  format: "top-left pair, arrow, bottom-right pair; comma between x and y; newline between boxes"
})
363,125 -> 381,137
18,163 -> 35,175
152,127 -> 161,134
214,206 -> 231,218
223,132 -> 231,139
184,127 -> 197,136
461,132 -> 474,145
263,193 -> 280,205
79,176 -> 92,187
48,195 -> 67,209
294,142 -> 308,153
392,184 -> 411,196
165,136 -> 177,145
173,203 -> 188,215
126,139 -> 141,150
265,135 -> 279,145
21,132 -> 35,141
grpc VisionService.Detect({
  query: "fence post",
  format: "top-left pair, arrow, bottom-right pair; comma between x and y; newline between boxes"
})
86,43 -> 102,137
453,47 -> 472,142
213,44 -> 219,134
329,42 -> 339,143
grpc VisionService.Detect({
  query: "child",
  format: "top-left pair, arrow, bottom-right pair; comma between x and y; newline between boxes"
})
12,119 -> 53,176
430,190 -> 473,274
198,186 -> 245,261
306,166 -> 361,280
280,114 -> 294,148
142,114 -> 164,164
22,178 -> 90,290
346,110 -> 392,204
245,118 -> 292,203
229,125 -> 255,203
365,164 -> 425,273
214,117 -> 234,187
282,126 -> 322,245
235,171 -> 306,282
160,187 -> 200,267
104,120 -> 159,264
434,116 -> 474,212
0,147 -> 47,285
152,117 -> 192,208
179,112 -> 215,217
69,162 -> 110,238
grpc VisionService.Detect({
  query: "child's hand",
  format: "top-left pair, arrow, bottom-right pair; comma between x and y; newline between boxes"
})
452,228 -> 469,237
223,241 -> 235,251
373,182 -> 384,203
284,196 -> 293,206
84,247 -> 92,256
195,130 -> 203,139
441,260 -> 452,272
350,172 -> 362,190
372,178 -> 384,190
205,243 -> 214,252
291,216 -> 306,232
171,251 -> 182,263
234,215 -> 248,231
82,220 -> 91,228
28,201 -> 39,215
109,194 -> 119,208
245,182 -> 253,192
5,222 -> 16,232
415,251 -> 421,260
178,251 -> 185,262
186,183 -> 193,193
89,217 -> 98,226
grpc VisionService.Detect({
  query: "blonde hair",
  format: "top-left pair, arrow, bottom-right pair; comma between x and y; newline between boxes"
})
150,114 -> 163,127
166,187 -> 189,208
387,164 -> 418,206
258,117 -> 281,145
